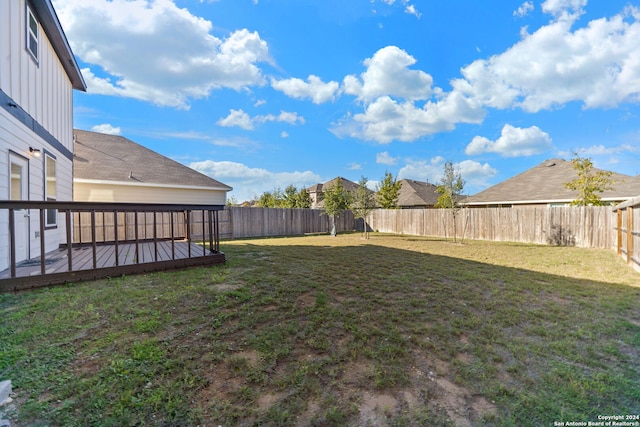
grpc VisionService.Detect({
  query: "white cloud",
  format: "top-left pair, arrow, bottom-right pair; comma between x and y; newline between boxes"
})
332,92 -> 484,143
456,160 -> 499,190
465,124 -> 552,157
348,162 -> 363,170
53,0 -> 270,108
514,1 -> 534,17
189,160 -> 321,202
405,4 -> 421,19
452,6 -> 640,112
90,123 -> 121,135
217,109 -> 254,130
217,109 -> 305,130
271,75 -> 340,104
280,131 -> 289,138
541,0 -> 586,18
376,151 -> 398,166
397,157 -> 497,191
343,46 -> 435,102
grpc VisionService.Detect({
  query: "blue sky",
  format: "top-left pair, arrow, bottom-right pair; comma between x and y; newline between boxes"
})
53,0 -> 640,202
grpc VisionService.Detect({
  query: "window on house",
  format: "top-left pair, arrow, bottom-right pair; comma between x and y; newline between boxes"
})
45,154 -> 57,228
26,4 -> 39,62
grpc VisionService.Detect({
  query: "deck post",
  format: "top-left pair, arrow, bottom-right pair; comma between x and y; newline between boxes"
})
65,210 -> 72,272
153,211 -> 158,262
39,209 -> 46,275
9,209 -> 16,278
202,210 -> 206,256
134,211 -> 140,263
171,212 -> 176,259
114,211 -> 119,266
208,210 -> 214,253
186,210 -> 192,258
91,210 -> 97,269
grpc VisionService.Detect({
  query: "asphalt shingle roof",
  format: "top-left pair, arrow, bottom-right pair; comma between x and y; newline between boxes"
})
464,158 -> 639,205
397,179 -> 439,207
73,129 -> 232,191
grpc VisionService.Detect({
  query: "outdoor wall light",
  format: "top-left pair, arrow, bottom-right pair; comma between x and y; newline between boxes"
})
29,147 -> 41,157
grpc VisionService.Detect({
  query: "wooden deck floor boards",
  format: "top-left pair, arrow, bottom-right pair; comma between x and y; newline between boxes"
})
0,240 -> 221,284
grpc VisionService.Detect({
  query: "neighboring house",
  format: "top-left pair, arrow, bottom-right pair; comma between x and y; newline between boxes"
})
463,158 -> 640,208
307,177 -> 364,209
397,179 -> 440,208
1,0 -> 86,271
73,129 -> 232,204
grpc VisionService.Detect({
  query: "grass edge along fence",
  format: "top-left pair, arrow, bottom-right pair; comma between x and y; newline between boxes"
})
613,196 -> 640,272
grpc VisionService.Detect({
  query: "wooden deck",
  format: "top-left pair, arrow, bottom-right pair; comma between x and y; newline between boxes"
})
0,240 -> 225,292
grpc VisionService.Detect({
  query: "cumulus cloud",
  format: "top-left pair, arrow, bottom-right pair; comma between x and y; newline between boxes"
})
189,160 -> 321,202
452,5 -> 640,112
217,109 -> 305,130
514,1 -> 534,17
376,151 -> 398,166
541,0 -> 587,18
343,46 -> 435,102
332,92 -> 484,143
90,123 -> 121,135
271,75 -> 340,104
53,0 -> 270,108
397,157 -> 497,191
465,124 -> 552,157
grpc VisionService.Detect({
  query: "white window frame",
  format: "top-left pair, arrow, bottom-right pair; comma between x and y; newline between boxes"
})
26,3 -> 39,63
45,153 -> 57,228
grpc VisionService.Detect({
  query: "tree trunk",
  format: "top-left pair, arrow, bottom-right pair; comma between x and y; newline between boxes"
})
330,215 -> 337,237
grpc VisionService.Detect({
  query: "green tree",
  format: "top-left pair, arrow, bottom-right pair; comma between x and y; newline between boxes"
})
255,188 -> 283,207
435,161 -> 465,242
351,176 -> 376,239
565,154 -> 615,206
295,188 -> 312,209
322,180 -> 351,236
282,185 -> 299,208
376,171 -> 402,209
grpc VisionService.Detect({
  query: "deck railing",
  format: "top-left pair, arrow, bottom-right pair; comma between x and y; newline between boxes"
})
1,201 -> 225,291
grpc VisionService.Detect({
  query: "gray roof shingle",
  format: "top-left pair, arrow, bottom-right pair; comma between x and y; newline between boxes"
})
464,158 -> 639,205
73,129 -> 232,191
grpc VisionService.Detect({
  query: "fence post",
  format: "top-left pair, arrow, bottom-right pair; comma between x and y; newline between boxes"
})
627,206 -> 634,265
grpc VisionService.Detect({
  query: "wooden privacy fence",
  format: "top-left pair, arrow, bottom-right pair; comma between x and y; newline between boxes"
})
613,196 -> 640,272
218,207 -> 355,238
367,206 -> 616,249
73,205 -> 620,249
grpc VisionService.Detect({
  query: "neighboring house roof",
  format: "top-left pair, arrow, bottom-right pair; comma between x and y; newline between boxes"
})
397,179 -> 439,207
31,0 -> 86,91
464,158 -> 639,206
308,177 -> 361,194
307,177 -> 367,208
73,129 -> 232,191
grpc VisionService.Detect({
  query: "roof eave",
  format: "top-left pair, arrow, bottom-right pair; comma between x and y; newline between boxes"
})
32,0 -> 86,91
74,178 -> 232,192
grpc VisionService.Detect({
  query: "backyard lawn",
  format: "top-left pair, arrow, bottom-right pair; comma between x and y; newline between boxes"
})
1,233 -> 639,426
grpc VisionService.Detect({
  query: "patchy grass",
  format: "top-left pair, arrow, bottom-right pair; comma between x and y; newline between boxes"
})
1,233 -> 639,426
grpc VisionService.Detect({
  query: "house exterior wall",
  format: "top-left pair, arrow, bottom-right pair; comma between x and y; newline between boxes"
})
0,0 -> 75,152
74,181 -> 228,205
0,0 -> 77,271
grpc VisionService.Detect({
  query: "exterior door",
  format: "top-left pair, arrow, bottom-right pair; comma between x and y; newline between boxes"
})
9,153 -> 29,263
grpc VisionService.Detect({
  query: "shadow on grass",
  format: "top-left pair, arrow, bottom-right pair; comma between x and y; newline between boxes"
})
1,235 -> 639,426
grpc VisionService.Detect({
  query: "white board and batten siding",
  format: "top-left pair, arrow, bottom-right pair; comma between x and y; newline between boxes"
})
74,181 -> 229,205
0,0 -> 75,152
1,0 -> 77,270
